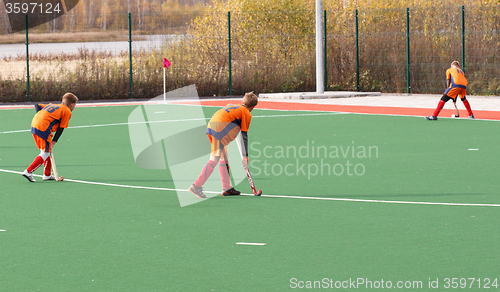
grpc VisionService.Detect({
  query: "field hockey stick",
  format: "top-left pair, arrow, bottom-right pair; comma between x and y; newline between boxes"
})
50,152 -> 64,181
453,101 -> 460,117
235,134 -> 262,196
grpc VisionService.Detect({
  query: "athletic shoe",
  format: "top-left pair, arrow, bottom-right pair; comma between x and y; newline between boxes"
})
22,169 -> 36,182
425,115 -> 437,120
43,174 -> 56,181
221,187 -> 241,196
189,184 -> 206,199
468,114 -> 475,119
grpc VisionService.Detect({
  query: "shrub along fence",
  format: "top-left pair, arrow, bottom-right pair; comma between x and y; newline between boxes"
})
0,3 -> 499,102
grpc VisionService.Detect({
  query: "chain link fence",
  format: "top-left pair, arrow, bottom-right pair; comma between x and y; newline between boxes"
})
0,4 -> 499,102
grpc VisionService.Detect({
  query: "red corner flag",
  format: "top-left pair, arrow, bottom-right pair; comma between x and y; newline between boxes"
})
163,58 -> 171,69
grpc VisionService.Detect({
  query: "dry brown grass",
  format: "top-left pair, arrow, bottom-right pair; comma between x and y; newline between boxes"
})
0,31 -> 135,44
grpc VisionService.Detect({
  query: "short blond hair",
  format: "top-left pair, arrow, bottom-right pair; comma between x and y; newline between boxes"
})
62,92 -> 78,106
451,61 -> 461,68
242,91 -> 258,108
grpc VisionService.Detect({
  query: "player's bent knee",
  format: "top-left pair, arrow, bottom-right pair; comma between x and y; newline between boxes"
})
39,150 -> 50,161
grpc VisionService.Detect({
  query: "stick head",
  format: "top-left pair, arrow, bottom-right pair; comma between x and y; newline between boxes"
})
57,176 -> 64,182
255,190 -> 262,196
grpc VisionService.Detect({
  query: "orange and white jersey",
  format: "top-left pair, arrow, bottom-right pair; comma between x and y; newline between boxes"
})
206,104 -> 252,145
446,67 -> 467,88
31,103 -> 72,140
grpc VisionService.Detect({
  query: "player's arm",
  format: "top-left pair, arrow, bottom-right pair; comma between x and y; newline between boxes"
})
241,131 -> 249,168
52,108 -> 72,147
34,104 -> 46,112
445,69 -> 452,89
50,127 -> 65,149
445,78 -> 457,104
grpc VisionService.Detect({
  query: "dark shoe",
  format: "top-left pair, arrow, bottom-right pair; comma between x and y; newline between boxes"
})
189,184 -> 206,199
221,187 -> 240,196
468,114 -> 475,119
425,115 -> 437,120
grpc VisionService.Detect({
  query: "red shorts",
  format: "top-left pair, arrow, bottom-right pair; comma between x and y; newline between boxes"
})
208,134 -> 227,157
33,133 -> 52,153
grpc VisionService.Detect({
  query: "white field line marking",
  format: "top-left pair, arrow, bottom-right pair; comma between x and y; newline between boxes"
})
236,242 -> 266,246
0,112 -> 340,134
0,230 -> 6,232
174,102 -> 500,121
2,168 -> 499,208
239,193 -> 500,207
2,100 -> 499,122
0,100 -> 163,110
0,168 -> 220,194
468,149 -> 479,151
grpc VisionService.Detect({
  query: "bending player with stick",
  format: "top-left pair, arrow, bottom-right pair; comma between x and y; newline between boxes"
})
425,61 -> 474,120
22,93 -> 78,182
189,92 -> 259,198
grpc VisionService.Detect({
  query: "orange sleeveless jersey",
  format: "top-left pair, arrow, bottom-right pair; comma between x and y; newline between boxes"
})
31,103 -> 72,141
206,104 -> 252,145
446,67 -> 467,88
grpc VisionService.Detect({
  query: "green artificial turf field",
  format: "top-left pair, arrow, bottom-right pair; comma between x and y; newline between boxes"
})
1,104 -> 499,291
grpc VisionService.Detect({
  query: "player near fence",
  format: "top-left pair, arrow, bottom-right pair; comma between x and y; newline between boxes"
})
189,92 -> 258,198
22,93 -> 78,182
425,61 -> 474,120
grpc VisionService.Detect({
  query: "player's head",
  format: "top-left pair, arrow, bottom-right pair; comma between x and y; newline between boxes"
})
451,61 -> 461,68
242,91 -> 258,112
62,92 -> 78,111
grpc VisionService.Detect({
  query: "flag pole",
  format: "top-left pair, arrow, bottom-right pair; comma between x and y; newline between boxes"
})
162,57 -> 171,103
316,0 -> 324,93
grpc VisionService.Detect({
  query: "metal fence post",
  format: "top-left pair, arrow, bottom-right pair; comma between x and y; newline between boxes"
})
406,8 -> 411,94
323,10 -> 327,92
461,5 -> 465,72
228,11 -> 232,96
26,15 -> 30,102
129,13 -> 133,99
355,9 -> 360,92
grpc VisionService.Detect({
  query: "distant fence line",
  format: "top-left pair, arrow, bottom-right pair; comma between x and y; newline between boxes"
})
0,4 -> 499,102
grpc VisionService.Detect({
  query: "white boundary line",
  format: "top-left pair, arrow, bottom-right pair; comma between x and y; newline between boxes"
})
1,168 -> 499,208
2,99 -> 499,121
173,101 -> 500,121
241,193 -> 500,207
0,168 -> 222,194
0,112 -> 341,135
0,100 -> 162,110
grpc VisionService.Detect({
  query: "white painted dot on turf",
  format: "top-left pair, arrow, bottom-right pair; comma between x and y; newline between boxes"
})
468,149 -> 479,151
236,242 -> 266,246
